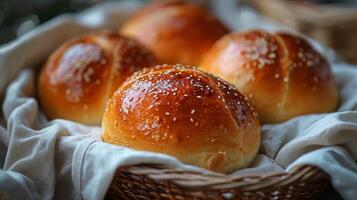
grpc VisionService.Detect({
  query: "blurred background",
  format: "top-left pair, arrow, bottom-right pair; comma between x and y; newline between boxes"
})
0,0 -> 356,64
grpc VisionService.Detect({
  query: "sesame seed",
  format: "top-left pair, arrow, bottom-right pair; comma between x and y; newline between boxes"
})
65,89 -> 71,95
121,106 -> 129,114
191,109 -> 195,114
298,52 -> 304,58
268,53 -> 276,59
190,118 -> 194,122
307,60 -> 313,67
165,112 -> 170,116
313,76 -> 318,83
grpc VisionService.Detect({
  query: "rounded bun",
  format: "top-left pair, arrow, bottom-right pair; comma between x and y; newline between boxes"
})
120,1 -> 229,66
201,30 -> 338,124
38,30 -> 156,125
102,64 -> 260,173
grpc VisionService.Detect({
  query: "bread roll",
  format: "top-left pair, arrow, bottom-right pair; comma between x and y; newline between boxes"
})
120,1 -> 229,66
102,64 -> 261,173
38,31 -> 156,125
201,30 -> 338,124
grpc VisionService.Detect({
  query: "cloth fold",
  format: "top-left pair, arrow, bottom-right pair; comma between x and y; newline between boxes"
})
0,1 -> 356,200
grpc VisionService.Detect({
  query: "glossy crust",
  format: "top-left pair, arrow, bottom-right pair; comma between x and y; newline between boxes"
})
38,30 -> 156,125
120,1 -> 229,66
102,64 -> 261,173
200,30 -> 338,124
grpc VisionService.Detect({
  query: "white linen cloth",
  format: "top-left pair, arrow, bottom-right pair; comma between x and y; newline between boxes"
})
0,1 -> 356,200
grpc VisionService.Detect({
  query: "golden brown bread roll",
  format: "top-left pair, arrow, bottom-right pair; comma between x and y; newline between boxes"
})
200,30 -> 338,124
38,30 -> 156,125
102,64 -> 261,173
120,1 -> 229,66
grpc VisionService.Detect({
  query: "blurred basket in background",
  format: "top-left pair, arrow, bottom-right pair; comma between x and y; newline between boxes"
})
251,0 -> 357,64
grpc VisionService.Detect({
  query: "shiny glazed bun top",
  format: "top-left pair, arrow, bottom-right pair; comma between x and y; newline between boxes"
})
201,30 -> 338,124
120,1 -> 229,66
102,64 -> 261,173
38,30 -> 156,125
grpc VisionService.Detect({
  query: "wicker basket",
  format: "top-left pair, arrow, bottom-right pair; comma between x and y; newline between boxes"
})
105,164 -> 329,200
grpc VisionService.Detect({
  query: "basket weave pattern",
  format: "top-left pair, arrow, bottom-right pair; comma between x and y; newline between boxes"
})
106,164 -> 329,200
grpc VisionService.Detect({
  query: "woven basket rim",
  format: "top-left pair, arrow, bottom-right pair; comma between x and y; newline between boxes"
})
117,164 -> 329,191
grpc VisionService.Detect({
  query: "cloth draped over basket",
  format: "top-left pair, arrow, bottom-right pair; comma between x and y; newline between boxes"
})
0,1 -> 357,200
